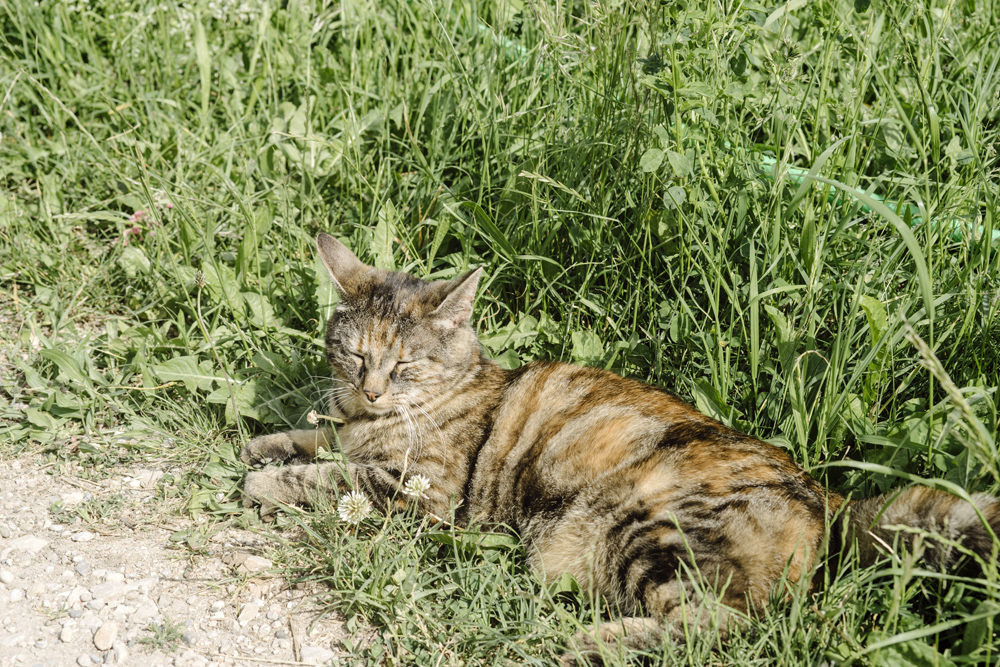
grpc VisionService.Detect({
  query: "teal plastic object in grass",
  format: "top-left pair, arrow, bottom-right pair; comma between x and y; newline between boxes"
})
758,154 -> 999,245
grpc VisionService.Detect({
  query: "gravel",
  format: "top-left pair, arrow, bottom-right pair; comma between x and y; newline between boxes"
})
0,456 -> 352,667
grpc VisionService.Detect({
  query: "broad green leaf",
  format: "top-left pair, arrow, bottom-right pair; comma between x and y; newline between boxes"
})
858,295 -> 888,343
118,246 -> 151,278
372,200 -> 398,270
206,380 -> 260,423
961,601 -> 1000,655
639,148 -> 664,173
690,379 -> 738,427
24,407 -> 60,429
571,330 -> 604,366
152,356 -> 222,392
871,640 -> 957,667
663,185 -> 686,210
666,150 -> 692,178
242,292 -> 278,329
40,349 -> 93,389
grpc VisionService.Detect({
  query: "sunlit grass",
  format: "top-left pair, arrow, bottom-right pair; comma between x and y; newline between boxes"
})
1,0 -> 999,663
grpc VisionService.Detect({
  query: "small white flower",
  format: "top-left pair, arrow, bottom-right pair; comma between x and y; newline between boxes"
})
306,409 -> 319,425
337,491 -> 372,524
402,474 -> 431,499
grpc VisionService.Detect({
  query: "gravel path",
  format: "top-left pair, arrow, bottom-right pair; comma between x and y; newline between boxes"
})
0,456 -> 350,667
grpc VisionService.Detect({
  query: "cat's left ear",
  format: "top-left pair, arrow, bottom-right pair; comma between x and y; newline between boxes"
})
430,268 -> 483,329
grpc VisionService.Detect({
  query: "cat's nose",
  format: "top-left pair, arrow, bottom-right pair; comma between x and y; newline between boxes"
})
363,390 -> 382,403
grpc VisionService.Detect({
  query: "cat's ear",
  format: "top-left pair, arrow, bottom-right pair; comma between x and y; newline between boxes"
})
430,268 -> 483,328
316,233 -> 368,294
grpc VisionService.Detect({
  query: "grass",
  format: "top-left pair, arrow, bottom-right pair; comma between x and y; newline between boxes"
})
1,0 -> 999,663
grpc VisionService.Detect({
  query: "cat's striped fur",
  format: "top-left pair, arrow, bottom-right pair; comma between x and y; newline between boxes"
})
242,233 -> 1000,664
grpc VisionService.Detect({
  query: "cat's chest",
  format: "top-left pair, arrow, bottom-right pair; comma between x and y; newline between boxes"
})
336,415 -> 428,464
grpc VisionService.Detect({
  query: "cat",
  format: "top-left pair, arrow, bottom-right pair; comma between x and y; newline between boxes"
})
242,232 -> 1000,665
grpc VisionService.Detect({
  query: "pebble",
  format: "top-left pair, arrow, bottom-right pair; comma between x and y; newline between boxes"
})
72,532 -> 95,543
238,602 -> 261,624
9,588 -> 24,602
182,629 -> 197,646
0,570 -> 14,585
93,621 -> 118,650
60,626 -> 76,643
210,600 -> 225,612
0,631 -> 27,647
0,524 -> 11,538
8,535 -> 48,553
76,561 -> 92,576
112,640 -> 128,664
301,645 -> 336,665
239,556 -> 272,574
77,654 -> 92,667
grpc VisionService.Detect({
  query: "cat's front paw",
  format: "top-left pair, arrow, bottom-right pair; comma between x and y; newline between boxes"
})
241,433 -> 298,466
242,470 -> 280,522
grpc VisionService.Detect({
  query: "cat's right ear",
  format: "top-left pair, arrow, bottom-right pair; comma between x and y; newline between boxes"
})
316,233 -> 368,294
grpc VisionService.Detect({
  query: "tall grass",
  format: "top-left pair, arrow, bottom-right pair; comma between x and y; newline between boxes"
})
1,0 -> 999,663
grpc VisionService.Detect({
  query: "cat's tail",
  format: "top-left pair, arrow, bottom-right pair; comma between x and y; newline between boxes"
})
845,486 -> 1000,569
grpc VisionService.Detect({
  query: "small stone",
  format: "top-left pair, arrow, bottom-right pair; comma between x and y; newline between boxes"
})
48,523 -> 65,532
237,602 -> 260,625
104,572 -> 124,584
0,631 -> 27,647
26,582 -> 45,599
300,645 -> 336,665
8,535 -> 48,552
80,590 -> 93,602
76,561 -> 92,576
210,601 -> 224,612
91,582 -> 126,602
69,610 -> 84,618
35,640 -> 46,648
61,626 -> 76,642
265,611 -> 280,621
275,629 -> 289,640
72,532 -> 95,543
112,641 -> 128,665
90,654 -> 104,665
77,655 -> 93,667
182,629 -> 197,646
0,570 -> 14,585
0,524 -> 11,538
239,555 -> 272,574
62,492 -> 86,506
9,588 -> 23,602
93,621 -> 119,650
86,600 -> 105,611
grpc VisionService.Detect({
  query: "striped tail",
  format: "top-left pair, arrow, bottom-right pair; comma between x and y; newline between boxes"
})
846,486 -> 1000,569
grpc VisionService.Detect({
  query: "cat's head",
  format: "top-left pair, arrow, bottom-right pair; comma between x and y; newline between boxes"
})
316,233 -> 483,417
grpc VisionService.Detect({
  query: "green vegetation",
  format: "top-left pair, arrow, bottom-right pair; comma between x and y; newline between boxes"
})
2,0 -> 999,663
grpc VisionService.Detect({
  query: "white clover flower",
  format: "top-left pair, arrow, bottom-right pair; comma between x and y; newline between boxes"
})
306,409 -> 319,425
402,474 -> 431,499
337,491 -> 372,524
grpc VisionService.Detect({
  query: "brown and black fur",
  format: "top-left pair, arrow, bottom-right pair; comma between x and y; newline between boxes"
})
243,233 -> 1000,664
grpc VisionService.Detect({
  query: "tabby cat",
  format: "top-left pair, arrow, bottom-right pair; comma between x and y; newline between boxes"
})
242,233 -> 1000,664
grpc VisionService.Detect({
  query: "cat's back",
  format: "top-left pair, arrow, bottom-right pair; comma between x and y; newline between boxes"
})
467,361 -> 838,603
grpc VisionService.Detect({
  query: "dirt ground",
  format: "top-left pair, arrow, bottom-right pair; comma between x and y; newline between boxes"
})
0,455 -> 352,667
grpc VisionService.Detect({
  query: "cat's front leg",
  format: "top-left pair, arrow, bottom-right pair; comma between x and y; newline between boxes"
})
242,461 -> 403,520
241,428 -> 335,466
